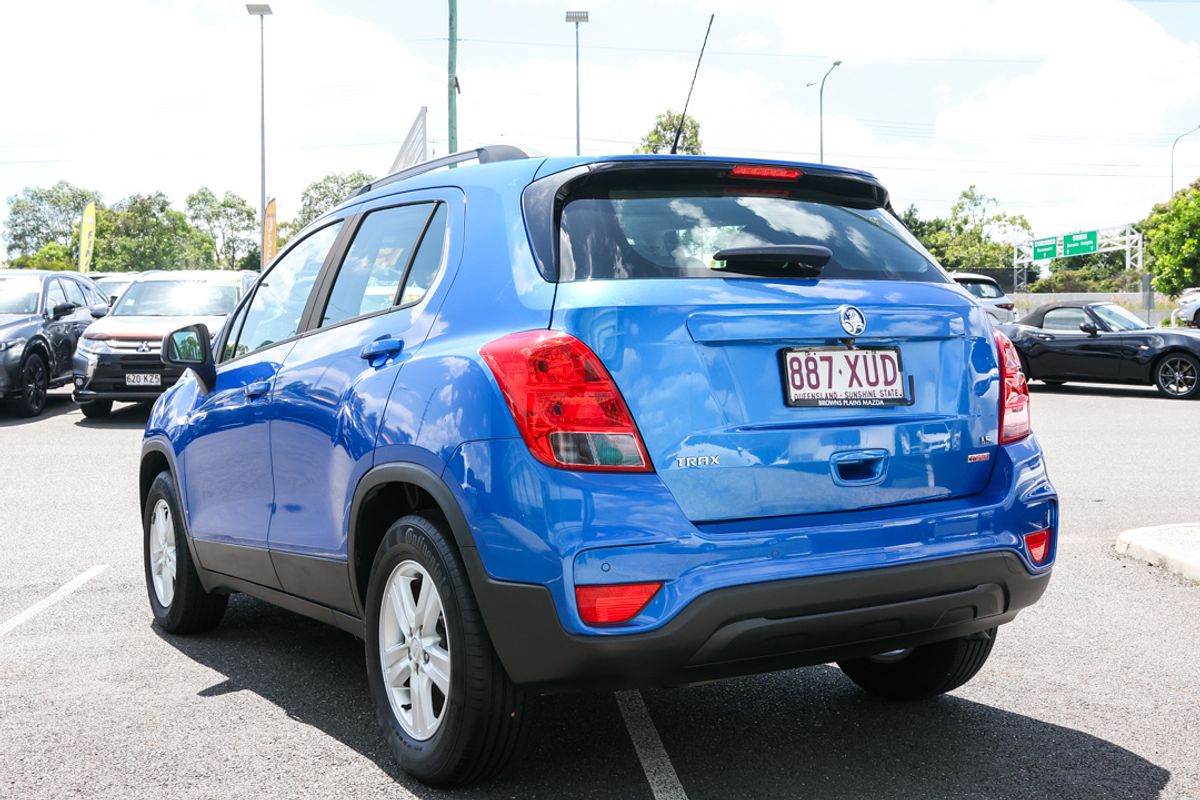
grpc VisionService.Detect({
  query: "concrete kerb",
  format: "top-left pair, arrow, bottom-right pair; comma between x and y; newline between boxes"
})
1115,523 -> 1200,584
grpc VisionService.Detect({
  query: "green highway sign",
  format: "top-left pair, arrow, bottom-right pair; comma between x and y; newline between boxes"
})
1033,237 -> 1058,260
1063,230 -> 1098,257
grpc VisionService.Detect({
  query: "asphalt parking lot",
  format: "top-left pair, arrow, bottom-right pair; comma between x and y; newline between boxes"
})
1,384 -> 1198,800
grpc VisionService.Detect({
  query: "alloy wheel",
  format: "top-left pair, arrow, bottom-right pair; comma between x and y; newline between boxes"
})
23,358 -> 47,412
1157,356 -> 1198,397
378,559 -> 452,741
148,498 -> 176,607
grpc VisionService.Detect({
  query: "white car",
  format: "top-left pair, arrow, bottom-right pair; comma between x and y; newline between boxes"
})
952,272 -> 1017,323
1173,288 -> 1200,327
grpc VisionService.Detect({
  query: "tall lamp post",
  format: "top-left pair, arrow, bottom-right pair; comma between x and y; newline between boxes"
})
246,4 -> 272,226
1170,123 -> 1200,196
818,59 -> 841,164
565,11 -> 589,156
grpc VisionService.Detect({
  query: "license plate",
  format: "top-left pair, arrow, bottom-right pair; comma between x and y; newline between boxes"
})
781,347 -> 909,407
125,373 -> 162,387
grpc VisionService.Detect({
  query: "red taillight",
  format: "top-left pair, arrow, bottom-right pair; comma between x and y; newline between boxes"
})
1024,529 -> 1051,565
997,302 -> 1016,311
576,582 -> 662,625
993,330 -> 1031,444
480,331 -> 651,471
730,164 -> 803,180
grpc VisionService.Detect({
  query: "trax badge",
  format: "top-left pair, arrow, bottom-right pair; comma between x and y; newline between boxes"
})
839,305 -> 867,337
676,455 -> 720,468
967,452 -> 991,463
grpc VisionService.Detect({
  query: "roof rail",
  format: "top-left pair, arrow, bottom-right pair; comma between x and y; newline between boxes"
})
351,144 -> 543,198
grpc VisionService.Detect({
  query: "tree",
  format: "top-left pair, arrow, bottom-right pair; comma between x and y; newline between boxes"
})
635,110 -> 703,155
1144,180 -> 1200,297
293,170 -> 375,231
9,242 -> 74,271
186,187 -> 257,269
93,192 -> 215,272
903,187 -> 1031,273
4,181 -> 101,258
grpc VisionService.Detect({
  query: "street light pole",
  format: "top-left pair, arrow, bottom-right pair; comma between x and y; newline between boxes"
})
818,59 -> 841,164
246,4 -> 272,226
565,11 -> 589,156
1170,123 -> 1200,196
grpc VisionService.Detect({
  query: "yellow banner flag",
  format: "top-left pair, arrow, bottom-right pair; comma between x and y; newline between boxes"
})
78,202 -> 96,272
262,198 -> 278,269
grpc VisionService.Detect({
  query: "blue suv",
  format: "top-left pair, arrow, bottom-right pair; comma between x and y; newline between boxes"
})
141,147 -> 1056,786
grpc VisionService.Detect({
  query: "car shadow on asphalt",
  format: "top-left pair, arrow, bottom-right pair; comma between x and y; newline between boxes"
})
1030,382 -> 1162,400
157,593 -> 654,799
74,401 -> 151,429
0,391 -> 76,428
158,594 -> 1170,799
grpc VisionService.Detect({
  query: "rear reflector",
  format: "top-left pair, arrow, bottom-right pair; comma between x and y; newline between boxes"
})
480,331 -> 651,471
730,164 -> 803,180
1024,529 -> 1051,565
576,582 -> 663,625
993,330 -> 1031,443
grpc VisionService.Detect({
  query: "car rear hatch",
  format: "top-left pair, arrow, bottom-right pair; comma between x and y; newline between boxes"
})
532,161 -> 1000,523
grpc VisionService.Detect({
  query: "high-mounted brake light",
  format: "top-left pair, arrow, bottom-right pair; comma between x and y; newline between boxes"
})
576,582 -> 663,625
1024,529 -> 1051,565
993,330 -> 1031,444
730,164 -> 803,181
480,331 -> 652,471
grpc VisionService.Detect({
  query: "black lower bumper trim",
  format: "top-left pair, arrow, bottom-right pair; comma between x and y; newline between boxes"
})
464,550 -> 1050,690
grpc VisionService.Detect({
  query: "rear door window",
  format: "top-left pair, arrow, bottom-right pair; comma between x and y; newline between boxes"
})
958,280 -> 1003,299
319,203 -> 436,327
558,177 -> 945,283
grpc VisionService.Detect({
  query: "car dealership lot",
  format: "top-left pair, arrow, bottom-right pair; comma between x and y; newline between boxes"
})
1,386 -> 1198,799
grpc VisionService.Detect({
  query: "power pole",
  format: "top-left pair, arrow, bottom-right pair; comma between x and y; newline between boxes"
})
448,0 -> 458,153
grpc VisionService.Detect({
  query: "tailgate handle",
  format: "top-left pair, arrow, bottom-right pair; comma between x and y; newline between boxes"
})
831,450 -> 888,486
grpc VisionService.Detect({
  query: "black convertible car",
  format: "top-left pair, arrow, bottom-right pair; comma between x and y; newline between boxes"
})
998,301 -> 1200,399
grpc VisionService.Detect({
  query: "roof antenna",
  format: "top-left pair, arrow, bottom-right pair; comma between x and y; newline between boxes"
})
670,13 -> 714,155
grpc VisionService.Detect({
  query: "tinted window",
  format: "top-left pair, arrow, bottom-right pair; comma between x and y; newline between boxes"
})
559,186 -> 944,283
1042,307 -> 1088,331
958,279 -> 1003,299
112,280 -> 240,316
321,204 -> 433,327
230,222 -> 342,358
60,278 -> 87,307
46,278 -> 66,310
0,276 -> 42,314
401,204 -> 448,305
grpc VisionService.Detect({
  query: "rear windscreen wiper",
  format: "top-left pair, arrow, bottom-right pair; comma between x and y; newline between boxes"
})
711,244 -> 832,277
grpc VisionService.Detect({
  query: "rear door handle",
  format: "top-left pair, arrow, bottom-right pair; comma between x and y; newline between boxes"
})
360,337 -> 403,360
244,380 -> 271,399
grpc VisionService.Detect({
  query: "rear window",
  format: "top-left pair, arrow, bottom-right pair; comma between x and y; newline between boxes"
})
558,182 -> 946,283
957,279 -> 1004,299
113,280 -> 240,317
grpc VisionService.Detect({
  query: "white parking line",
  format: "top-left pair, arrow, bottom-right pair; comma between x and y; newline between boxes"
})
0,565 -> 109,639
616,689 -> 690,800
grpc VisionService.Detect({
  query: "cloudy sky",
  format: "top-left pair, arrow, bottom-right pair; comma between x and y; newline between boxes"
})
2,0 -> 1199,242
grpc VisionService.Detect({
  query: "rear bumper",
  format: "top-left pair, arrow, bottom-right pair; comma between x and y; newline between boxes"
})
469,549 -> 1048,690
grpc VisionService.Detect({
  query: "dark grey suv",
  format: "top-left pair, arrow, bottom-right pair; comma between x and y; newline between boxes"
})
0,270 -> 107,416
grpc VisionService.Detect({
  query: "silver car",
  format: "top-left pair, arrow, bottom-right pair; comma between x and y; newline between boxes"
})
952,272 -> 1017,324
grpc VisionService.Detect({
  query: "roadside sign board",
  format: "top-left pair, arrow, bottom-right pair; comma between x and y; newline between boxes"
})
1033,237 -> 1057,260
1063,230 -> 1098,257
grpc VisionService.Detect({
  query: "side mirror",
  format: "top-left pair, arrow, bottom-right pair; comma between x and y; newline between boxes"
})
51,302 -> 76,320
162,323 -> 216,392
1079,322 -> 1099,336
89,304 -> 109,319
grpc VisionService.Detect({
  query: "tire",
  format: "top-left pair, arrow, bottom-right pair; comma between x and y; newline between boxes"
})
1193,309 -> 1200,328
1153,352 -> 1200,399
364,513 -> 530,787
79,400 -> 113,418
837,628 -> 997,701
12,352 -> 49,417
143,471 -> 228,634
